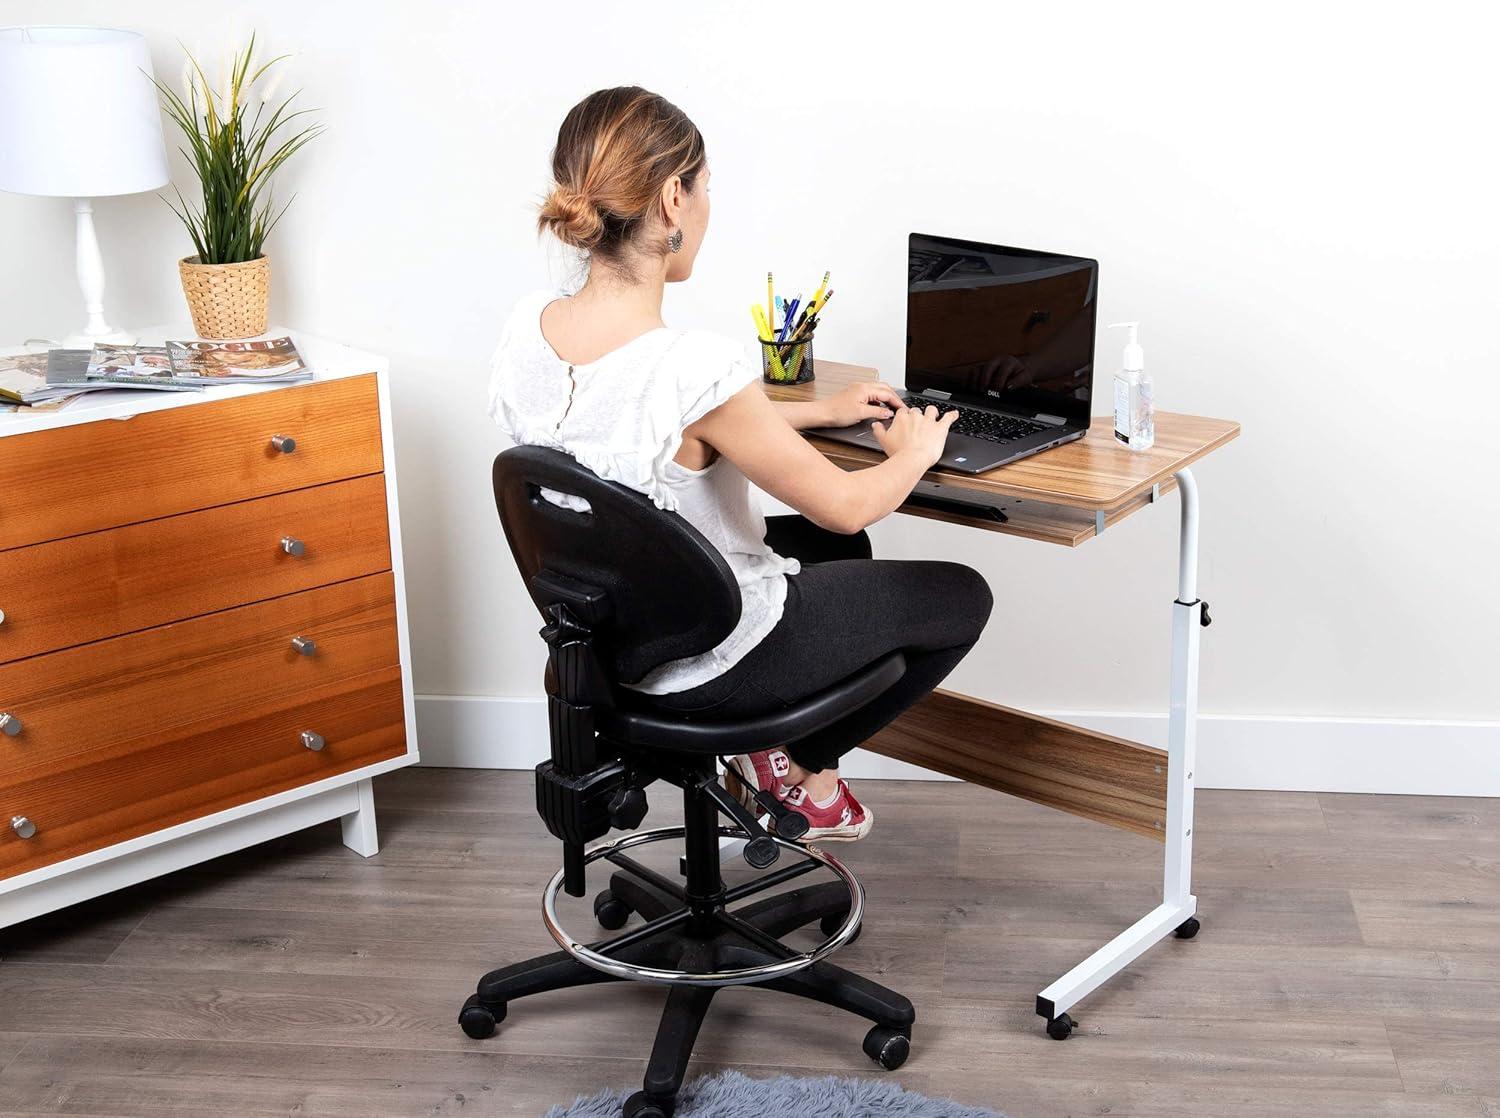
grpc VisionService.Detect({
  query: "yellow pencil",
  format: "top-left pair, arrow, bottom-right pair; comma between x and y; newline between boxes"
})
786,288 -> 832,344
766,272 -> 775,332
810,270 -> 830,308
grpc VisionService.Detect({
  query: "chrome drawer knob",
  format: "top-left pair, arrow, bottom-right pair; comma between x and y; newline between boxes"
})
291,636 -> 317,657
0,606 -> 6,625
280,536 -> 306,557
0,712 -> 21,737
10,815 -> 35,839
270,433 -> 297,454
301,730 -> 326,752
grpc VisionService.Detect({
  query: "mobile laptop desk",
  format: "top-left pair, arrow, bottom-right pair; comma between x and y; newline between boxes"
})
762,360 -> 1240,1039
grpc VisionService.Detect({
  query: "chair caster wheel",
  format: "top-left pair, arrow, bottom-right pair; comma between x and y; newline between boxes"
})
863,1024 -> 911,1070
458,994 -> 504,1039
820,911 -> 861,943
593,889 -> 631,931
1174,916 -> 1201,939
1045,1013 -> 1075,1041
623,1090 -> 674,1117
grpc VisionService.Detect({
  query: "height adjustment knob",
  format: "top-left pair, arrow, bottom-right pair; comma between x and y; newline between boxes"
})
607,785 -> 649,831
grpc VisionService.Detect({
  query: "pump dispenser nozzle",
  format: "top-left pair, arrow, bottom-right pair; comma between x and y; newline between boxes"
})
1108,322 -> 1143,371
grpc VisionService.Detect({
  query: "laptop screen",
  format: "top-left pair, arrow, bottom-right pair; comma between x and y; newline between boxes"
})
907,233 -> 1097,425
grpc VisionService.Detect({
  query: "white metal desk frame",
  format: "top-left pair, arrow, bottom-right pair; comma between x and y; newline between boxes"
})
716,467 -> 1208,1037
1034,467 -> 1202,1034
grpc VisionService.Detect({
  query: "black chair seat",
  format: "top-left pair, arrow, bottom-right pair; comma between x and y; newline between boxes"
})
601,651 -> 907,755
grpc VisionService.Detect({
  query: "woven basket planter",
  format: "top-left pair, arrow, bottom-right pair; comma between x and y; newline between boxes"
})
178,255 -> 270,339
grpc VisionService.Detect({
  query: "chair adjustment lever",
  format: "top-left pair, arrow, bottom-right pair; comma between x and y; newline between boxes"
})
697,777 -> 780,869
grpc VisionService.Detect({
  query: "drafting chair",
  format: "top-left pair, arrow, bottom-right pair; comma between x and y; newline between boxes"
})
459,446 -> 915,1118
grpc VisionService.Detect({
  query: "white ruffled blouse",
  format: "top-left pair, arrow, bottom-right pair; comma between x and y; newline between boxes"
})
487,290 -> 799,694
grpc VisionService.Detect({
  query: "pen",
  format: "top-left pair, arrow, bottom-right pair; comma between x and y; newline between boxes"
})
787,289 -> 832,343
778,295 -> 801,342
788,285 -> 825,339
767,272 -> 775,332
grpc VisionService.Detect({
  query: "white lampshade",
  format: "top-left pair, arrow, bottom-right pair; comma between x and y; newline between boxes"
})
0,26 -> 170,198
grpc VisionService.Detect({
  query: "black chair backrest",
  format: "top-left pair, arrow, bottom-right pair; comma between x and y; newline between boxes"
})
492,445 -> 743,685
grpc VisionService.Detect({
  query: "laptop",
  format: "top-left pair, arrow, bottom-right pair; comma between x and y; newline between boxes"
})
811,232 -> 1099,474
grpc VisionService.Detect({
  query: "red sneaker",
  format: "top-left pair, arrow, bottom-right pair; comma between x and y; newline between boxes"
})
782,780 -> 874,843
723,751 -> 794,814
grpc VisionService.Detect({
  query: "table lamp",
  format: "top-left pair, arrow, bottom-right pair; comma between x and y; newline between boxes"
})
0,26 -> 170,346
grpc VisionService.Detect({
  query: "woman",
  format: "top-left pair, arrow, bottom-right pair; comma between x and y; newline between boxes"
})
490,87 -> 992,841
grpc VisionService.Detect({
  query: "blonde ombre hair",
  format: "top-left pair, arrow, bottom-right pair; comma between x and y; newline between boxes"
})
538,86 -> 706,270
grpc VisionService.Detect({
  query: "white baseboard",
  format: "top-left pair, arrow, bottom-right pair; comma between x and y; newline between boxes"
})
414,695 -> 1500,797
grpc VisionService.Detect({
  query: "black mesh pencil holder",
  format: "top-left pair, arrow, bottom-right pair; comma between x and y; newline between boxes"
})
759,332 -> 815,385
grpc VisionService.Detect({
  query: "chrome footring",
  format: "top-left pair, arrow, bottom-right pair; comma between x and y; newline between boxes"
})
541,825 -> 864,987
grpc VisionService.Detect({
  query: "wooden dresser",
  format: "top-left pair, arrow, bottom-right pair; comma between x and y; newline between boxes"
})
0,331 -> 417,930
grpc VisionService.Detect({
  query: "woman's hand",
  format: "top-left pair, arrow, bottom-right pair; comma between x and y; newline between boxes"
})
821,381 -> 906,428
870,404 -> 957,467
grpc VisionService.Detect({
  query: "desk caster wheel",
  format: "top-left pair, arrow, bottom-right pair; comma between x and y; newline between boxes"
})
593,889 -> 631,931
459,994 -> 503,1039
820,911 -> 862,944
863,1025 -> 911,1070
1174,916 -> 1201,939
623,1090 -> 674,1118
1046,1013 -> 1075,1041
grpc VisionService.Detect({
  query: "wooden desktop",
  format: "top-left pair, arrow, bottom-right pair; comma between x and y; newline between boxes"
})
764,361 -> 1239,549
763,359 -> 1241,1037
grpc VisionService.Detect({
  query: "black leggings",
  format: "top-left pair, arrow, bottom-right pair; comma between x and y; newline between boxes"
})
642,516 -> 993,772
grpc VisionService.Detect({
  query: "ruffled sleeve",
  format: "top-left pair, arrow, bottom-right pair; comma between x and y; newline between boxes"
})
637,332 -> 759,510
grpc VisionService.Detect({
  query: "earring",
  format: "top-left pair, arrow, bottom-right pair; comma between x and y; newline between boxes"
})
667,228 -> 684,253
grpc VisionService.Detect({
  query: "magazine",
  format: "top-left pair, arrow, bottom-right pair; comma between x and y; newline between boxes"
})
0,352 -> 47,403
0,350 -> 101,411
85,344 -> 203,389
166,336 -> 311,383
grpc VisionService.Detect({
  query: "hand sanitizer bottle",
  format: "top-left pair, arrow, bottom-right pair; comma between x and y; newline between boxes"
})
1109,321 -> 1153,451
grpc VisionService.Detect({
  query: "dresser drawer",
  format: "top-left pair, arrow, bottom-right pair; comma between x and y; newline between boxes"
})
0,572 -> 400,779
0,374 -> 383,551
0,667 -> 405,879
0,474 -> 392,665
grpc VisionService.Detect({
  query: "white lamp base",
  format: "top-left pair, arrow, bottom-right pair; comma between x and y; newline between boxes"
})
67,198 -> 136,349
61,326 -> 136,348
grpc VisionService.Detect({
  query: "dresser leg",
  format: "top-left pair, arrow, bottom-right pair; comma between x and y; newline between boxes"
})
340,778 -> 380,857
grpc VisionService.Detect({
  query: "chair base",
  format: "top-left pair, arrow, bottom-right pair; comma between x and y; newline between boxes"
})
542,824 -> 865,986
461,869 -> 914,1116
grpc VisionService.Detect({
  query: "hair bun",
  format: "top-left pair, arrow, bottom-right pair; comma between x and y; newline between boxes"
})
539,185 -> 605,251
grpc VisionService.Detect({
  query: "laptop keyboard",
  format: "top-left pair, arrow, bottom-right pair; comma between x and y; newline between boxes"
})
901,397 -> 1049,444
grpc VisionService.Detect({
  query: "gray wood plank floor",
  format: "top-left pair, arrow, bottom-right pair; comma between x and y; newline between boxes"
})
2,770 -> 1497,1116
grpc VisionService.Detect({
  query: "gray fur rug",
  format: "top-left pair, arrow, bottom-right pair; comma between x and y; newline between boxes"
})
543,1070 -> 1002,1117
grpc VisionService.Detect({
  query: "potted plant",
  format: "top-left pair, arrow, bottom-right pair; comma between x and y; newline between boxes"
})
153,36 -> 320,339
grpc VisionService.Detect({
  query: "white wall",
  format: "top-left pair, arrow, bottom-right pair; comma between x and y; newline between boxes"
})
3,2 -> 1497,785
